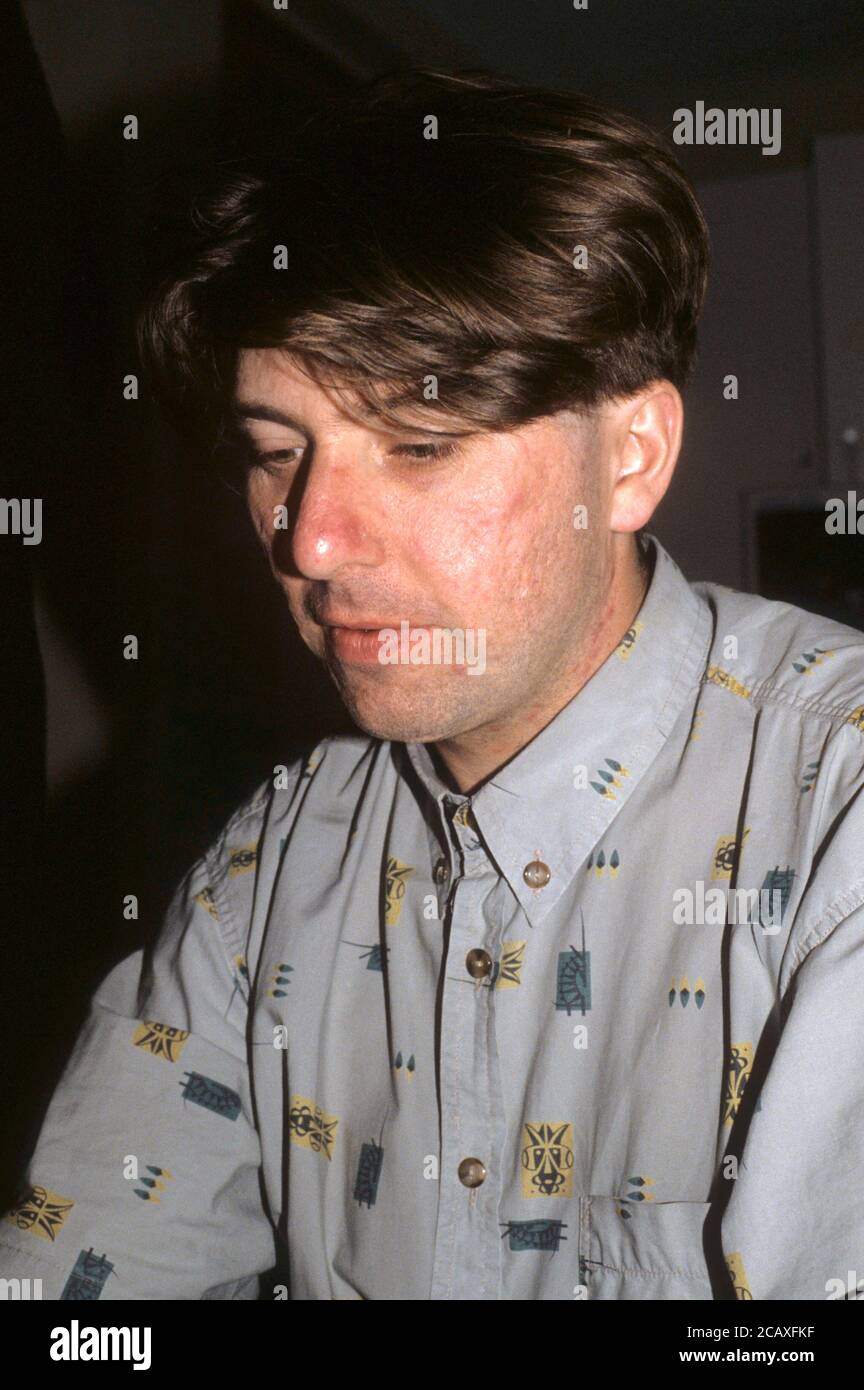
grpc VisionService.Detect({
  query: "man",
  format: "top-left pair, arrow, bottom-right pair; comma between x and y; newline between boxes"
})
3,70 -> 863,1302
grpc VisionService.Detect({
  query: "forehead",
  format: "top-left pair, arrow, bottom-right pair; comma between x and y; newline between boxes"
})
233,346 -> 599,450
233,349 -> 380,436
235,348 -> 324,402
234,347 -> 467,436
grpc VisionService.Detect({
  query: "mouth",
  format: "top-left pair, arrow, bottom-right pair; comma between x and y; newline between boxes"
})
320,618 -> 397,631
325,623 -> 396,666
322,619 -> 438,667
330,625 -> 387,633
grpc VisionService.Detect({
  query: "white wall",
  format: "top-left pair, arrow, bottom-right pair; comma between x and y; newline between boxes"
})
655,167 -> 822,589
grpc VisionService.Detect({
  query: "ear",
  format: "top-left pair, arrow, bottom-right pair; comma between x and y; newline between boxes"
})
608,381 -> 683,533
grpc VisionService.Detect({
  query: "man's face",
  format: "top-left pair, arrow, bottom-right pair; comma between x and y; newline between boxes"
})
235,349 -> 617,745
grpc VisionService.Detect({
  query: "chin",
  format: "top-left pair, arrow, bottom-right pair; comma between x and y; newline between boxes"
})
346,704 -> 445,744
332,683 -> 454,744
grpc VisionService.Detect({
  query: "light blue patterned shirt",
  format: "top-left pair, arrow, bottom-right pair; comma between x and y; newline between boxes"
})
3,533 -> 864,1300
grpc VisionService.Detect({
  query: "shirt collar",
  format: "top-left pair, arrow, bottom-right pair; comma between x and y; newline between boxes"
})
402,532 -> 713,928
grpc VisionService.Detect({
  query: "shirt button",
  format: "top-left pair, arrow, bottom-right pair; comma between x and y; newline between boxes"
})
465,948 -> 492,979
523,859 -> 551,889
433,857 -> 449,884
458,1157 -> 487,1188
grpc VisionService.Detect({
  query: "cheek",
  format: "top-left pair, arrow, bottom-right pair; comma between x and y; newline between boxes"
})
406,484 -> 549,605
246,482 -> 277,550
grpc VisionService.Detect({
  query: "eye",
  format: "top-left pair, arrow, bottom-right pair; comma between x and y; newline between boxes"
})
391,439 -> 461,464
248,446 -> 306,475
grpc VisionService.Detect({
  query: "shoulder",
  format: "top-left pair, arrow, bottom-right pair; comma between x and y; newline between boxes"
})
692,577 -> 864,739
188,733 -> 388,945
263,731 -> 397,832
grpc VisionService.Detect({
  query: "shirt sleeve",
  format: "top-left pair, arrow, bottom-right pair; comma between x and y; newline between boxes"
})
720,890 -> 864,1300
0,789 -> 277,1301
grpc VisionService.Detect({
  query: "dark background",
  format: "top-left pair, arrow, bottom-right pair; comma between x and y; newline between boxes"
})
2,0 -> 863,1223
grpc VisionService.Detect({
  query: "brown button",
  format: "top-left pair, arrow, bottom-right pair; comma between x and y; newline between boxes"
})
458,1157 -> 487,1188
433,857 -> 449,884
523,859 -> 551,889
465,948 -> 492,979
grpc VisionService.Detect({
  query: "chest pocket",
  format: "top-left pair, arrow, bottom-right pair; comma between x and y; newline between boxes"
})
580,1196 -> 721,1300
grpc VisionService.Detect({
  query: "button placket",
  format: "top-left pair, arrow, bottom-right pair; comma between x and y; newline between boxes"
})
431,798 -> 506,1301
447,800 -> 495,987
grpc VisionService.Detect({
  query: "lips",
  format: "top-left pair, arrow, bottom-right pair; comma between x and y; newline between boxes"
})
325,624 -> 398,665
321,617 -> 404,631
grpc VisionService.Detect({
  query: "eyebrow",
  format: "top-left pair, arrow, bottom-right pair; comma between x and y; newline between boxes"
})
232,402 -> 306,432
231,400 -> 472,440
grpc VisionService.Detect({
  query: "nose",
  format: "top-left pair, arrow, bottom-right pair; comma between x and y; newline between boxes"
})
283,444 -> 387,581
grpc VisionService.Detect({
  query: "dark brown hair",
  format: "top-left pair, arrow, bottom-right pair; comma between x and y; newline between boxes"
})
137,69 -> 710,457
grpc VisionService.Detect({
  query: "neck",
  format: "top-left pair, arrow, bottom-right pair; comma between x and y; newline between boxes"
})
430,536 -> 652,795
